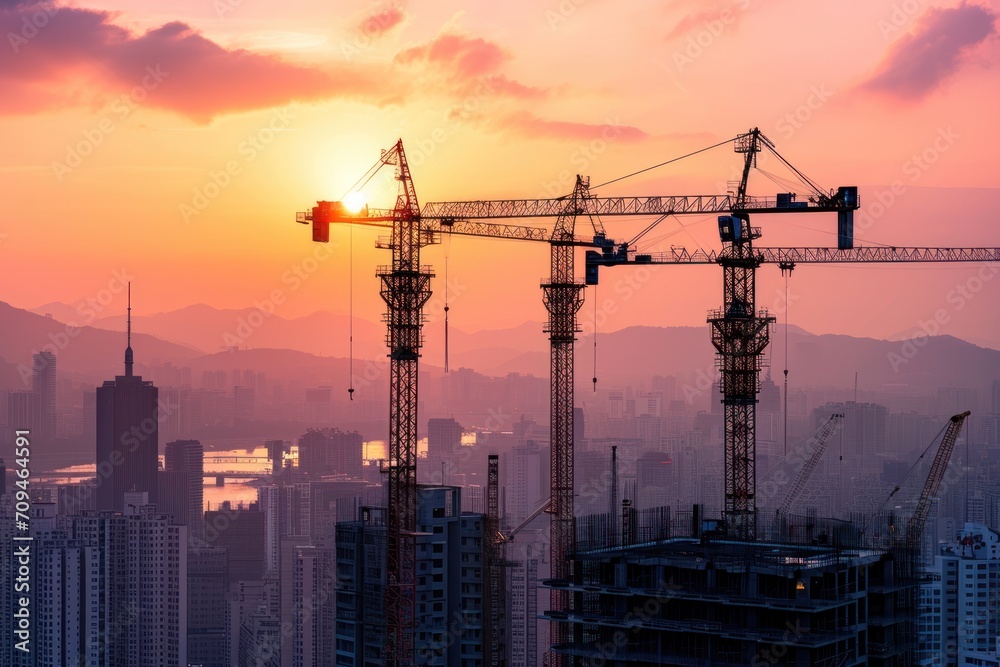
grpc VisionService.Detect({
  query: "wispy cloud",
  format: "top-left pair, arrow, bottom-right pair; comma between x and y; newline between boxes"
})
395,33 -> 507,78
0,2 -> 390,122
859,2 -> 996,101
493,110 -> 648,142
355,5 -> 406,39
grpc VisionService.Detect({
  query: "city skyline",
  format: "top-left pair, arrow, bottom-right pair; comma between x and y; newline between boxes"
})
2,1 -> 1000,666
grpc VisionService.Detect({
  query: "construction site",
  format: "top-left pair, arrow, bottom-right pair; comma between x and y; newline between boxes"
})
302,130 -> 1000,667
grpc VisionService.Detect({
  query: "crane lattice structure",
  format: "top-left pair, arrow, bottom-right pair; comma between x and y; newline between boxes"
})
425,129 -> 859,548
306,132 -> 859,658
587,239 -> 998,539
777,413 -> 844,518
300,131 -> 998,664
299,141 -> 578,667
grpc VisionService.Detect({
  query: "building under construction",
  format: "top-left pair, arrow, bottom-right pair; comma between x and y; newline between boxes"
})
545,510 -> 916,667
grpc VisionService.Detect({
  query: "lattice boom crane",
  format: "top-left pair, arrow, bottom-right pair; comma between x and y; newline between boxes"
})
906,411 -> 971,550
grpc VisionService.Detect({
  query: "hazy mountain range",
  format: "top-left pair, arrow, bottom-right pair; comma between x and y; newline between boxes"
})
8,301 -> 999,393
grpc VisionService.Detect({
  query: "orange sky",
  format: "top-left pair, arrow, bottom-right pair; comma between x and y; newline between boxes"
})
2,0 -> 999,348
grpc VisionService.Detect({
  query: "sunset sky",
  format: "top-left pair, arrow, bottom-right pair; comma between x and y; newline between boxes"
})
2,0 -> 999,348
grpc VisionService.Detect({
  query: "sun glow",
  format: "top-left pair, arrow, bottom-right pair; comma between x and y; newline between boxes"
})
343,191 -> 367,214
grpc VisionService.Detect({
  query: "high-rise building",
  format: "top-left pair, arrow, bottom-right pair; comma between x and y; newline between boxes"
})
335,487 -> 486,667
507,441 -> 545,524
188,547 -> 229,667
6,390 -> 41,437
157,468 -> 191,525
234,386 -> 255,423
260,485 -> 312,575
427,417 -> 463,459
292,544 -> 336,667
205,503 -> 265,585
95,293 -> 159,513
70,500 -> 188,667
813,401 -> 887,458
32,351 -> 57,440
507,538 -> 543,667
165,439 -> 205,540
304,387 -> 333,423
4,503 -> 101,667
297,428 -> 364,477
919,522 -> 1000,667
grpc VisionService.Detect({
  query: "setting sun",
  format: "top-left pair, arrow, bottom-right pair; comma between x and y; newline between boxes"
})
343,190 -> 367,214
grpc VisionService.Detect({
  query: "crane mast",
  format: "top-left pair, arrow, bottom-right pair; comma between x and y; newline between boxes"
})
710,211 -> 773,539
542,176 -> 592,660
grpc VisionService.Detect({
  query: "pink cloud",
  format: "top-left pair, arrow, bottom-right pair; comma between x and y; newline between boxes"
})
0,3 -> 387,121
859,2 -> 996,101
479,74 -> 545,99
395,33 -> 507,78
495,111 -> 647,142
356,5 -> 405,39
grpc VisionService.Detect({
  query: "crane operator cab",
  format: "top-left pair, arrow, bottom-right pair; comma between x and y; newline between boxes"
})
718,213 -> 749,245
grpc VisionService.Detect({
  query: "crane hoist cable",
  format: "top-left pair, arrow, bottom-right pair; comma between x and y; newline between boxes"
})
592,284 -> 598,392
758,141 -> 828,199
874,420 -> 951,517
755,167 -> 810,195
444,255 -> 450,374
783,269 -> 790,456
587,135 -> 739,192
348,222 -> 355,401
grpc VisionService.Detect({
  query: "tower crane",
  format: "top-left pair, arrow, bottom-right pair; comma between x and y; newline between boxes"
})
299,130 -> 857,664
298,131 -> 997,664
774,413 -> 844,531
585,231 -> 997,542
298,141 -> 578,667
